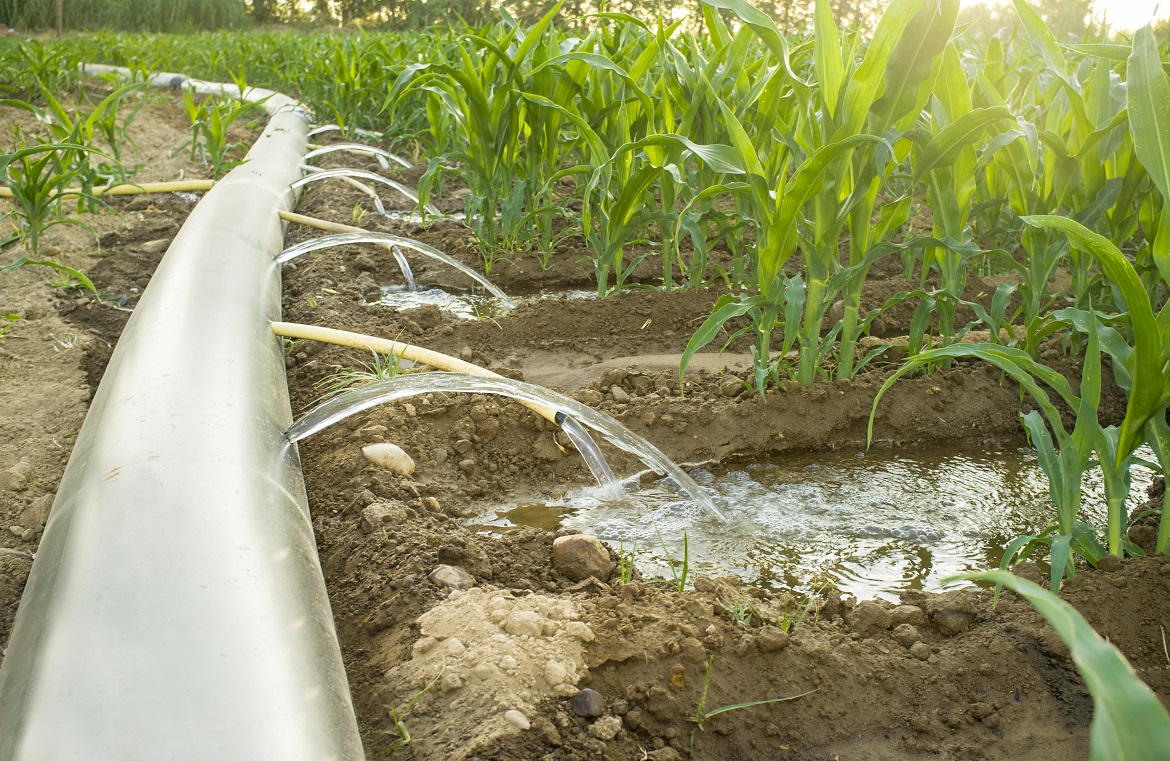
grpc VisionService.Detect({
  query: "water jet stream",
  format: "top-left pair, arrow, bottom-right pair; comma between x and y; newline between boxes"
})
286,372 -> 728,523
304,143 -> 412,170
298,164 -> 387,214
273,321 -> 614,492
278,232 -> 511,305
291,167 -> 440,217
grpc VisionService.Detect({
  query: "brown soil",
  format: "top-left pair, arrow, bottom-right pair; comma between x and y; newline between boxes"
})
2,87 -> 1168,761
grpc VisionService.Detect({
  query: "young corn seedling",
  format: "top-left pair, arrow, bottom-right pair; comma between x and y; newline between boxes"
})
617,535 -> 638,584
312,348 -> 409,406
685,657 -> 814,750
1,136 -> 104,254
382,670 -> 442,752
654,525 -> 689,592
180,87 -> 259,179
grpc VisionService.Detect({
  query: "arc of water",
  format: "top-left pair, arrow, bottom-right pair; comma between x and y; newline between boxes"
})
304,143 -> 412,170
298,164 -> 386,214
285,372 -> 728,523
390,245 -> 419,291
291,168 -> 441,217
277,231 -> 513,306
558,413 -> 623,499
307,124 -> 383,140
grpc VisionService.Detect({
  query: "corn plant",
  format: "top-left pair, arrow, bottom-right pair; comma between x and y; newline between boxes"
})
391,4 -> 565,264
179,87 -> 259,179
1,137 -> 103,253
3,80 -> 147,196
871,214 -> 1170,587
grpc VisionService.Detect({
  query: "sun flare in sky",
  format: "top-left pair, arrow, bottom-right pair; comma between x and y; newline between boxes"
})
959,0 -> 1170,32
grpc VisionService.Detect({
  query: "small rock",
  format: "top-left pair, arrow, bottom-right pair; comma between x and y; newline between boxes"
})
503,610 -> 544,637
909,642 -> 932,661
545,660 -> 569,686
476,417 -> 500,441
648,748 -> 682,761
552,534 -> 614,582
427,564 -> 476,590
504,709 -> 530,730
500,655 -> 519,670
589,715 -> 622,741
140,237 -> 172,254
361,502 -> 407,532
458,458 -> 476,473
891,623 -> 922,649
8,526 -> 23,537
440,672 -> 463,692
850,600 -> 891,638
564,621 -> 595,641
890,604 -> 927,628
424,497 -> 441,513
571,688 -> 606,718
927,590 -> 979,636
362,443 -> 415,475
432,447 -> 448,464
610,385 -> 630,403
969,702 -> 995,721
18,493 -> 53,529
756,628 -> 791,653
532,434 -> 564,462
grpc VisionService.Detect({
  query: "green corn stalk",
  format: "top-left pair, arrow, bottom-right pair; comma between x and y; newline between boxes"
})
689,0 -> 943,388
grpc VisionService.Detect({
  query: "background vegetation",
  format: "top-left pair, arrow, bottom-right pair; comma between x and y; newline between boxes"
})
0,0 -> 1106,35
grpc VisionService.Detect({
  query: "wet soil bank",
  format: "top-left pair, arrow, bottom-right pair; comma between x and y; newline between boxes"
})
1,96 -> 1166,761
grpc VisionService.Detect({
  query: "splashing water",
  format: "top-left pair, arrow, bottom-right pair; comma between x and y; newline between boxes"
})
286,372 -> 727,523
479,445 -> 1157,600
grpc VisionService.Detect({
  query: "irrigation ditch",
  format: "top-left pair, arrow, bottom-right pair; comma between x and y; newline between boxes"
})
0,75 -> 1168,761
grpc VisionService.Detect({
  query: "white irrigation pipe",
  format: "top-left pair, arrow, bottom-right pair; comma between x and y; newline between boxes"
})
0,67 -> 364,759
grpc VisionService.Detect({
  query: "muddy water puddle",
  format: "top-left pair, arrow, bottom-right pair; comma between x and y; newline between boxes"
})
477,445 -> 1157,601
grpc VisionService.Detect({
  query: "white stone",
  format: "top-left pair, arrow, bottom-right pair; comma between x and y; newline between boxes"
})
361,442 -> 416,475
589,715 -> 622,741
445,637 -> 466,656
503,710 -> 530,730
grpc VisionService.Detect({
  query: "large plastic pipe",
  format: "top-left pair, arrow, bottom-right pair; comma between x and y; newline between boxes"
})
0,75 -> 364,759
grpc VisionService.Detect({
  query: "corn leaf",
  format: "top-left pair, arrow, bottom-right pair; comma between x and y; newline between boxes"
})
1022,216 -> 1168,464
1127,23 -> 1170,284
950,571 -> 1170,761
813,0 -> 843,120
